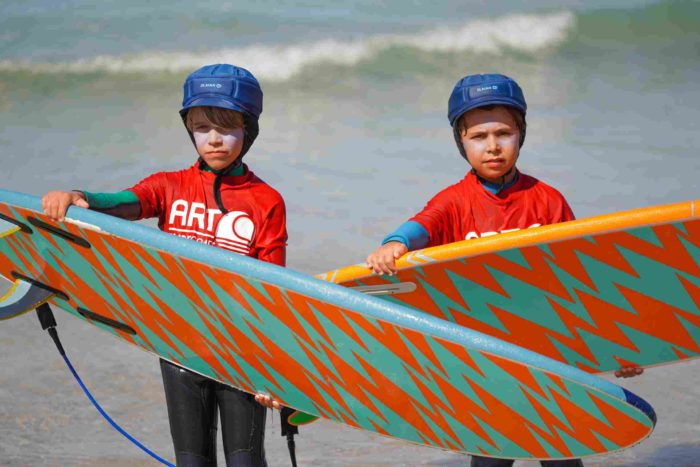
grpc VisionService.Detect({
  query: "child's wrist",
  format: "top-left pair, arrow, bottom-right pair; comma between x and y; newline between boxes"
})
381,235 -> 408,247
70,190 -> 87,202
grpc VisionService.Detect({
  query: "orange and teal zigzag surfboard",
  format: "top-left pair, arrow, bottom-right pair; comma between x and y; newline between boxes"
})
0,190 -> 656,460
319,201 -> 700,374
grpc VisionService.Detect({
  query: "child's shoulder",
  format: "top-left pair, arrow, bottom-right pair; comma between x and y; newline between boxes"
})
246,169 -> 286,205
519,172 -> 568,199
423,175 -> 469,206
438,171 -> 474,194
133,165 -> 198,186
520,172 -> 559,193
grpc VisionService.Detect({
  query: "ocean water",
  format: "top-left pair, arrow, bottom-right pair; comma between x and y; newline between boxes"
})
1,0 -> 699,465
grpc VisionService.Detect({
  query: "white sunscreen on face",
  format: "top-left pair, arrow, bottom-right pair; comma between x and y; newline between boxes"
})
193,129 -> 242,150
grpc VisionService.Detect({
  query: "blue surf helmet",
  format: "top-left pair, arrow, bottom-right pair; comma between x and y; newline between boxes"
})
180,64 -> 263,161
448,73 -> 527,160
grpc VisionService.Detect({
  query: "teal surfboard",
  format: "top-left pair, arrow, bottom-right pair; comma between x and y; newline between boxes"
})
0,190 -> 656,460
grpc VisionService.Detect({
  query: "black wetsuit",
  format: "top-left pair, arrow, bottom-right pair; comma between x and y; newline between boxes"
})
471,457 -> 584,467
160,360 -> 267,467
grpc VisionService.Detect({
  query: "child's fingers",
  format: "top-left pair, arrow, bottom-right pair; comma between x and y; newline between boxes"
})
382,252 -> 397,275
372,257 -> 390,276
365,255 -> 376,271
42,196 -> 52,216
45,199 -> 59,221
367,244 -> 406,276
255,394 -> 270,408
367,251 -> 392,275
58,198 -> 70,222
615,366 -> 644,378
255,394 -> 282,410
43,194 -> 63,221
42,192 -> 60,219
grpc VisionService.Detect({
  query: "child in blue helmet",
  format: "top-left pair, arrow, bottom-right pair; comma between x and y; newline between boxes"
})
366,73 -> 642,467
42,64 -> 286,466
366,73 -> 575,275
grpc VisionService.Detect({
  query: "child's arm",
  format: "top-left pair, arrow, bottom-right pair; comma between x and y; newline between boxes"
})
42,190 -> 141,222
366,242 -> 408,276
366,221 -> 428,275
255,201 -> 287,267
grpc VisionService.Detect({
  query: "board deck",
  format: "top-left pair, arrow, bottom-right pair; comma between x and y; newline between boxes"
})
0,190 -> 656,459
319,201 -> 700,373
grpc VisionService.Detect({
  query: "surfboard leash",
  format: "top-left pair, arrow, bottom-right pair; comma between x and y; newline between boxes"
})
35,303 -> 175,467
280,406 -> 299,467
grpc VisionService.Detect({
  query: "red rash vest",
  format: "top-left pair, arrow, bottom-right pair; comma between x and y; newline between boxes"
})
411,171 -> 575,247
128,163 -> 287,266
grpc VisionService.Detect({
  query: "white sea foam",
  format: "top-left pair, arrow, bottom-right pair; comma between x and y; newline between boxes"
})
0,11 -> 574,81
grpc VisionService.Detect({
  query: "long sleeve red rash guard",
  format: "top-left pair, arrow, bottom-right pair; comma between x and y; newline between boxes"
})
128,163 -> 287,266
412,171 -> 575,247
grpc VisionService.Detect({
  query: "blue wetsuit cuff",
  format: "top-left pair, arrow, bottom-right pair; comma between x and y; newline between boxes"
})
381,221 -> 429,251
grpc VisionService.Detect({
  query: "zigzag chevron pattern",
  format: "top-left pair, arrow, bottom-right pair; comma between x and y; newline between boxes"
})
328,202 -> 700,373
0,196 -> 655,459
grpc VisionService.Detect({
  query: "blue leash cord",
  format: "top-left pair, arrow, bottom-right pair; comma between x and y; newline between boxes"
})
36,304 -> 174,467
59,353 -> 174,466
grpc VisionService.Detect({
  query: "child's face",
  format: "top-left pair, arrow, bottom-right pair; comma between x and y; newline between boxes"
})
459,106 -> 520,183
188,108 -> 245,171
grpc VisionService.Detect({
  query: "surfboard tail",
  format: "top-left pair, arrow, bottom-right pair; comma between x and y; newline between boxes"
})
622,388 -> 657,426
0,278 -> 54,320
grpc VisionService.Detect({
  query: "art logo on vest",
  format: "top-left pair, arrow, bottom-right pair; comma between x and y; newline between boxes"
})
166,200 -> 255,255
215,211 -> 255,254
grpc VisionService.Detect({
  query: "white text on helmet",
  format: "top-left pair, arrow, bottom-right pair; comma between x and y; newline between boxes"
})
476,85 -> 498,92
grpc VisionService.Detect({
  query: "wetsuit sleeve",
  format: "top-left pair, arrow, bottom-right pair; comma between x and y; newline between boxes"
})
126,172 -> 169,219
254,199 -> 287,267
77,190 -> 141,220
382,221 -> 430,251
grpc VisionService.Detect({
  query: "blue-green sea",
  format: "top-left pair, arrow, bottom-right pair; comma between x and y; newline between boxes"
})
1,1 -> 699,465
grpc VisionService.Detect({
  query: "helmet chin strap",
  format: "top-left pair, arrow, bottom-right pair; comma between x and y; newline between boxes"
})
197,156 -> 242,174
197,156 -> 244,215
467,150 -> 519,194
472,166 -> 519,194
499,165 -> 516,188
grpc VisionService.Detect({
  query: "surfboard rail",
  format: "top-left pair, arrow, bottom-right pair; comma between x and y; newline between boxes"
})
319,199 -> 700,374
319,200 -> 699,283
